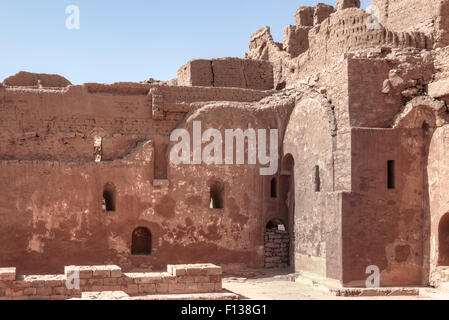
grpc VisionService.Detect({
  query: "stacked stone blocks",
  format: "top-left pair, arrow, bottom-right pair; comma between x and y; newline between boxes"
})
0,263 -> 222,300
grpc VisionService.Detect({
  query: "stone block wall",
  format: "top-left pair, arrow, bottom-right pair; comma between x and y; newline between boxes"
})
0,264 -> 222,300
264,229 -> 289,269
176,59 -> 213,87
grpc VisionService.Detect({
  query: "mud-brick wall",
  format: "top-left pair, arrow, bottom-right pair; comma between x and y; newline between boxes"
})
264,229 -> 289,268
177,58 -> 274,90
343,128 -> 425,287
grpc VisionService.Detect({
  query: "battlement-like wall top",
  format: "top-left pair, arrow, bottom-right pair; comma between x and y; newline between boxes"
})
371,0 -> 449,47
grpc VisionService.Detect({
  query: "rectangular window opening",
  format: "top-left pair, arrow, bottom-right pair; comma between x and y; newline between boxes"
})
388,160 -> 395,189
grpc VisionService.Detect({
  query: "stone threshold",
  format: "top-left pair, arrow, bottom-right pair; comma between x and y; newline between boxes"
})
294,272 -> 423,297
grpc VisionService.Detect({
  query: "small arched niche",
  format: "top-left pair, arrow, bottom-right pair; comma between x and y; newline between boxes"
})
131,227 -> 152,256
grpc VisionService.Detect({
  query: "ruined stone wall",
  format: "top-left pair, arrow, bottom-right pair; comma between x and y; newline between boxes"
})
245,26 -> 292,90
0,84 -> 271,162
433,46 -> 449,82
246,7 -> 432,89
343,128 -> 425,286
2,1 -> 449,288
283,25 -> 311,58
295,8 -> 431,82
283,91 -> 343,281
372,0 -> 440,28
3,71 -> 72,88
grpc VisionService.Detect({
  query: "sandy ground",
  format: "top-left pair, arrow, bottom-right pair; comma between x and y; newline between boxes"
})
221,269 -> 442,300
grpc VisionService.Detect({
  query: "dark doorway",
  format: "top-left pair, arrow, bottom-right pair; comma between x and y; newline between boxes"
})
131,227 -> 152,255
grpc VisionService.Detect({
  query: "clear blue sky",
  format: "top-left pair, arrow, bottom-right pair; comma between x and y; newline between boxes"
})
0,0 -> 370,84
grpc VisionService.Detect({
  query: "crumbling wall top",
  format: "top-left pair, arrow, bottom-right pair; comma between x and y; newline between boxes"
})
371,0 -> 449,47
295,3 -> 335,27
3,71 -> 72,88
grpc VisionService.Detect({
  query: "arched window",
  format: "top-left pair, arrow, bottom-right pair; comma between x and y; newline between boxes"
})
102,183 -> 116,212
131,227 -> 152,255
210,181 -> 224,209
270,178 -> 278,198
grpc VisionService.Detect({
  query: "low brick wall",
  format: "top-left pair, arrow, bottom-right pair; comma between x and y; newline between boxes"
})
0,263 -> 222,300
264,229 -> 290,268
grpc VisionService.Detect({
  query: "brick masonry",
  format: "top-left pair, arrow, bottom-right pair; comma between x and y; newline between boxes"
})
0,264 -> 223,300
264,229 -> 290,269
